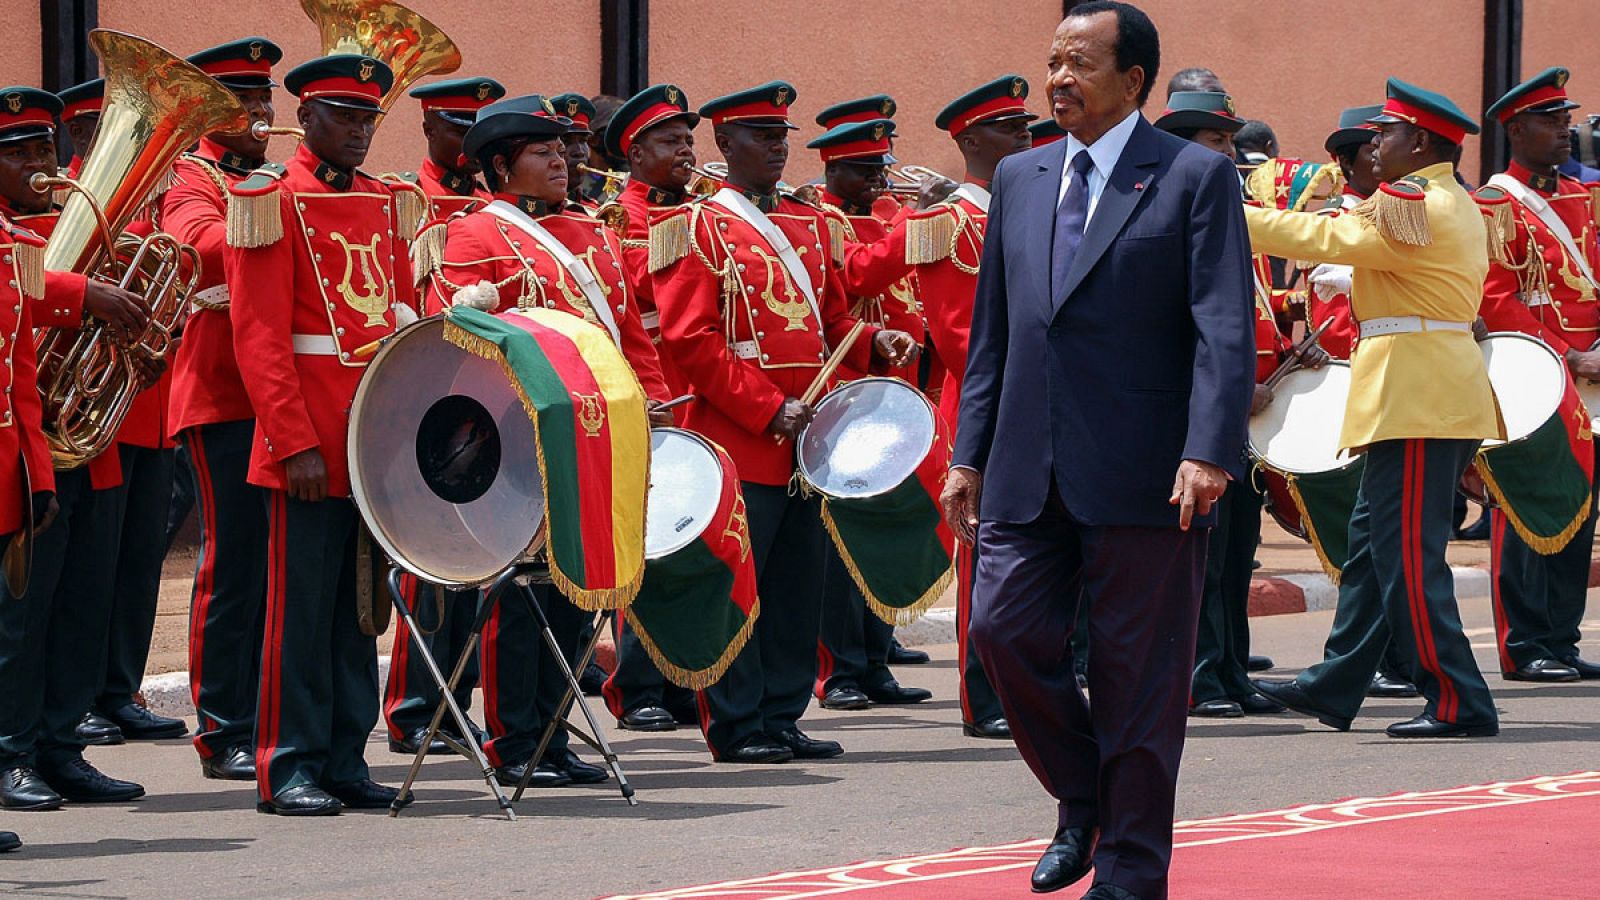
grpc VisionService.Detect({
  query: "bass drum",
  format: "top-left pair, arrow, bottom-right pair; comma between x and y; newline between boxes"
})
1247,362 -> 1358,476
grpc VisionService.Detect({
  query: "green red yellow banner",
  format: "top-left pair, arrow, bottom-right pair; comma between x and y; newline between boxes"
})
1478,377 -> 1594,555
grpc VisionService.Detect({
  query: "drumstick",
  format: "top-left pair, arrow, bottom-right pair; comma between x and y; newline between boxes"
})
655,393 -> 695,412
1264,317 -> 1333,391
801,320 -> 868,407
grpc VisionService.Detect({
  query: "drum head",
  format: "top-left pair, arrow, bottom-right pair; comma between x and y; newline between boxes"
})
646,428 -> 724,560
1579,378 -> 1600,430
1247,363 -> 1356,475
798,377 -> 935,499
349,317 -> 546,588
1481,333 -> 1565,447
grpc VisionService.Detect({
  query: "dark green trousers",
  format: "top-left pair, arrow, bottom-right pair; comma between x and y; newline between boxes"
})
1296,438 -> 1496,726
1192,480 -> 1261,704
601,613 -> 696,720
382,579 -> 479,739
477,582 -> 585,767
816,540 -> 897,695
98,444 -> 176,711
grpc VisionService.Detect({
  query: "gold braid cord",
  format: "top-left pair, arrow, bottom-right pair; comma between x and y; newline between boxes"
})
905,205 -> 958,265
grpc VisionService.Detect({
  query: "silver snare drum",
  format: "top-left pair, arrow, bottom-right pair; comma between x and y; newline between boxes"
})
798,377 -> 936,499
646,428 -> 727,560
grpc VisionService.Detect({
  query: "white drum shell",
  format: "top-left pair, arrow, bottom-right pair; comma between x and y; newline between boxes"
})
645,428 -> 725,560
1480,332 -> 1565,448
1247,363 -> 1358,475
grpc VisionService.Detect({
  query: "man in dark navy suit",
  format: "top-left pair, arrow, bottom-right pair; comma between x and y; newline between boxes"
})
941,3 -> 1254,898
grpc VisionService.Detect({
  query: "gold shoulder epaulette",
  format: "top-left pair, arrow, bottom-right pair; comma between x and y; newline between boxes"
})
1586,181 -> 1600,230
648,205 -> 693,273
783,185 -> 823,209
824,211 -> 847,267
225,162 -> 288,248
410,217 -> 450,285
1471,184 -> 1515,263
6,225 -> 46,301
1357,176 -> 1430,247
380,176 -> 429,243
905,205 -> 958,265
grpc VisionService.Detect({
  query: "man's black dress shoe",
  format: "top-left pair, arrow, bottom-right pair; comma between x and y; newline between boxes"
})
1252,680 -> 1351,731
99,702 -> 187,740
888,640 -> 929,665
964,716 -> 1011,739
256,784 -> 341,816
0,767 -> 62,810
771,728 -> 843,759
1386,714 -> 1498,738
1246,654 -> 1275,672
493,760 -> 572,788
1236,692 -> 1286,714
1368,672 -> 1420,697
1076,672 -> 1089,691
1030,824 -> 1097,893
1455,517 -> 1490,541
200,746 -> 255,781
75,712 -> 123,746
0,831 -> 19,852
39,758 -> 144,803
820,686 -> 869,710
1082,883 -> 1140,900
542,748 -> 608,784
1559,655 -> 1600,679
1505,659 -> 1580,683
619,706 -> 677,731
578,661 -> 608,696
666,697 -> 700,725
326,779 -> 407,809
388,727 -> 449,756
717,735 -> 794,764
863,681 -> 932,705
1189,699 -> 1243,718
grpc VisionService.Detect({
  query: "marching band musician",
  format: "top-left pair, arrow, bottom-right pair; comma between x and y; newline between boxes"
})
1475,67 -> 1600,683
228,54 -> 414,815
0,86 -> 154,810
162,36 -> 285,783
417,94 -> 670,788
404,77 -> 505,221
552,93 -> 603,211
56,79 -> 103,178
649,81 -> 918,764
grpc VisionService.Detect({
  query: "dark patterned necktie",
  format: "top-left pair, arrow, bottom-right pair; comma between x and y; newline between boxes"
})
1051,150 -> 1095,294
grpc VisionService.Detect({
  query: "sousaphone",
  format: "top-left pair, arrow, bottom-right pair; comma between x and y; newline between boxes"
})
300,0 -> 463,111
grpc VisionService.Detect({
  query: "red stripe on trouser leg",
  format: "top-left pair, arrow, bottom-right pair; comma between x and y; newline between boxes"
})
814,639 -> 835,700
1402,442 -> 1454,722
694,689 -> 715,755
185,428 -> 219,755
478,602 -> 505,768
1488,513 -> 1515,673
600,609 -> 626,718
955,544 -> 976,723
381,573 -> 416,740
255,490 -> 288,802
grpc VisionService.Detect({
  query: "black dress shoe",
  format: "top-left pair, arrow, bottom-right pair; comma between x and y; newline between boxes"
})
542,748 -> 608,784
1368,672 -> 1420,698
771,728 -> 843,759
1082,883 -> 1140,900
1559,656 -> 1600,680
717,735 -> 794,764
618,706 -> 677,731
38,757 -> 144,803
1246,654 -> 1275,672
256,784 -> 341,816
75,712 -> 124,746
964,716 -> 1011,739
1386,713 -> 1498,738
99,702 -> 187,740
1252,680 -> 1351,731
388,727 -> 449,756
820,686 -> 870,710
439,718 -> 486,748
1236,692 -> 1286,714
1188,699 -> 1243,718
1505,659 -> 1580,683
1030,824 -> 1097,893
493,760 -> 572,788
863,681 -> 932,705
1455,517 -> 1490,541
0,831 -> 19,852
326,778 -> 408,809
887,640 -> 930,665
0,767 -> 62,811
578,662 -> 609,696
666,698 -> 701,726
200,746 -> 255,781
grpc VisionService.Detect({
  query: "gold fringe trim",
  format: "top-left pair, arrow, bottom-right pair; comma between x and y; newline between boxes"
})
820,500 -> 954,626
14,240 -> 45,302
390,181 -> 428,243
410,220 -> 448,285
648,213 -> 690,272
1360,187 -> 1431,247
1481,200 -> 1516,264
905,210 -> 955,264
1477,453 -> 1592,555
826,217 -> 845,266
1284,474 -> 1343,584
1590,185 -> 1600,230
226,190 -> 283,248
629,596 -> 762,690
1243,164 -> 1276,207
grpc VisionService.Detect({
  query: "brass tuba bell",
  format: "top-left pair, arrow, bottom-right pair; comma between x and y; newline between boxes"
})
299,0 -> 463,112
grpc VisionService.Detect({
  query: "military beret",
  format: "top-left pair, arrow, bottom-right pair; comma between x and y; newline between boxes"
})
815,94 -> 896,129
411,77 -> 506,126
699,81 -> 798,129
188,37 -> 283,90
935,75 -> 1035,137
284,54 -> 394,113
1368,77 -> 1479,144
1485,66 -> 1580,125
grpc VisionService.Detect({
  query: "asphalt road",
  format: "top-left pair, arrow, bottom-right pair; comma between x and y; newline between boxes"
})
4,591 -> 1597,899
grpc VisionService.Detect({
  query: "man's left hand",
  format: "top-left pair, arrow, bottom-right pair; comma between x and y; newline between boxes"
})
1170,459 -> 1227,531
872,329 -> 920,367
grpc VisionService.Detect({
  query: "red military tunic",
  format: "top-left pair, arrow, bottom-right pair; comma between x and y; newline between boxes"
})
615,178 -> 690,396
1477,162 -> 1600,354
0,217 -> 60,532
414,156 -> 490,221
227,144 -> 416,498
819,190 -> 925,335
1299,190 -> 1365,361
651,184 -> 878,485
904,184 -> 990,428
421,194 -> 670,402
1250,254 -> 1294,383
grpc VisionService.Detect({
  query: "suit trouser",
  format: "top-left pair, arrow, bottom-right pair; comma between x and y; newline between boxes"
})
954,542 -> 1006,725
1294,439 -> 1496,726
478,582 -> 584,767
601,612 -> 696,719
1191,480 -> 1260,704
255,492 -> 378,800
0,467 -> 126,769
815,541 -> 896,695
1488,447 -> 1597,671
970,486 -> 1207,900
97,443 -> 176,711
182,422 -> 268,759
382,577 -> 478,740
697,483 -> 825,757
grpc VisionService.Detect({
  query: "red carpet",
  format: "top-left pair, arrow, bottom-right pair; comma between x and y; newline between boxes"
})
605,772 -> 1600,898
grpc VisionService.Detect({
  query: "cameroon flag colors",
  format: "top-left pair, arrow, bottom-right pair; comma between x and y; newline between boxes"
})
442,306 -> 649,609
1281,460 -> 1365,583
1477,378 -> 1595,556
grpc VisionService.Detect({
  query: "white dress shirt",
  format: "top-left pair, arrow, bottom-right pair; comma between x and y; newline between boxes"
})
1057,108 -> 1142,225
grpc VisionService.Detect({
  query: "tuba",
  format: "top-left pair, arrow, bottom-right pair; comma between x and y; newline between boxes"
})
300,0 -> 462,112
36,30 -> 249,468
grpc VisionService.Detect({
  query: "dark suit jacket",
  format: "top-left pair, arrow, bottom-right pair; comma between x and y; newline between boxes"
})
951,115 -> 1255,528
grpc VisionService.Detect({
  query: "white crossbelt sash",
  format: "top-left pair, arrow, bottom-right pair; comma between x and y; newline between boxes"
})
483,200 -> 622,346
708,188 -> 823,335
1487,173 -> 1600,289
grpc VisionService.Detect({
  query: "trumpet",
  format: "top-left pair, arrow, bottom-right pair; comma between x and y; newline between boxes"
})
577,164 -> 628,204
250,122 -> 305,141
688,164 -> 724,197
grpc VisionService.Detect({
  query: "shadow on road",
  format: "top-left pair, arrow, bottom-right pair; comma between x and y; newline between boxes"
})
12,836 -> 253,861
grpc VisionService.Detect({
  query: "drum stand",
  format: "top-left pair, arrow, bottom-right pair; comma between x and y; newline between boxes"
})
386,564 -> 636,819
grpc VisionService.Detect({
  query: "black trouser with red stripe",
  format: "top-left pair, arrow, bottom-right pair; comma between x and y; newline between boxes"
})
96,443 -> 176,713
698,483 -> 826,758
255,492 -> 378,801
815,542 -> 896,696
478,582 -> 584,767
1294,439 -> 1496,726
383,579 -> 479,740
955,543 -> 1006,726
181,422 -> 267,759
601,613 -> 696,720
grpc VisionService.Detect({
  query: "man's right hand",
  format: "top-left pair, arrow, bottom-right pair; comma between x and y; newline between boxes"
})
284,448 -> 329,503
765,397 -> 814,442
941,467 -> 982,546
83,280 -> 150,345
1567,347 -> 1600,381
915,177 -> 958,210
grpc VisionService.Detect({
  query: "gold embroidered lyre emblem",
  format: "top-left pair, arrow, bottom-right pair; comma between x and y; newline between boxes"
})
723,494 -> 750,563
476,82 -> 492,101
665,85 -> 680,105
329,231 -> 391,326
358,61 -> 375,82
4,95 -> 20,115
248,42 -> 264,62
573,392 -> 605,437
773,87 -> 790,107
751,245 -> 810,331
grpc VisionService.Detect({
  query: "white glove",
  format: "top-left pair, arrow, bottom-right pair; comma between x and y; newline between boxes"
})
1308,263 -> 1353,299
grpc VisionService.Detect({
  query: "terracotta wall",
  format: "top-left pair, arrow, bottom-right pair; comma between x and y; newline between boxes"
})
0,8 -> 40,89
1522,0 -> 1599,157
